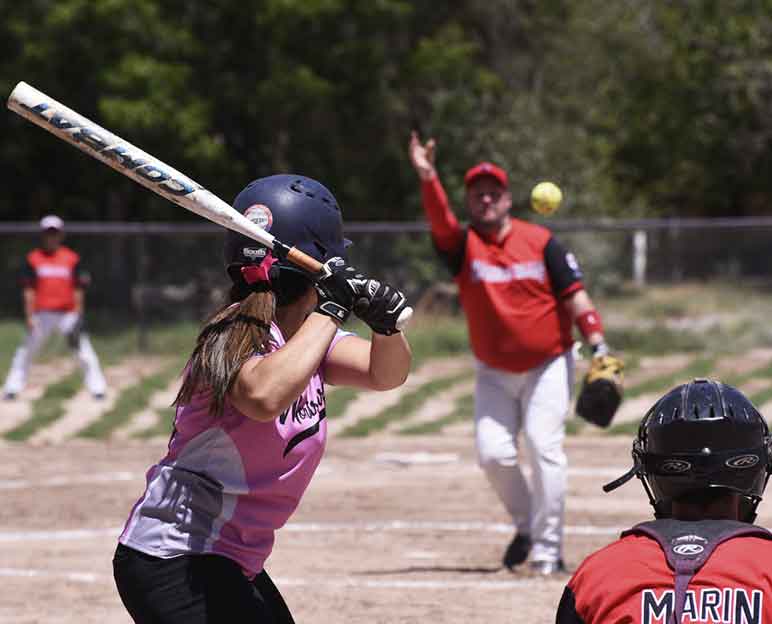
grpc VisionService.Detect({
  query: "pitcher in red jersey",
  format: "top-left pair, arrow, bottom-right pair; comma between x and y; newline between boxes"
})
2,215 -> 106,400
409,132 -> 615,574
557,380 -> 772,624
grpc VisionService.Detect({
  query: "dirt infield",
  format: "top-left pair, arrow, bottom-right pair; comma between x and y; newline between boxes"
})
2,428 -> 770,624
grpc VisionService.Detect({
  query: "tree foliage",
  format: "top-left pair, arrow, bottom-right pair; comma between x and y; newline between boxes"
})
1,0 -> 771,221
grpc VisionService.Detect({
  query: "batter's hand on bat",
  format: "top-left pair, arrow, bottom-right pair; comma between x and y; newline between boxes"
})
353,280 -> 410,336
409,131 -> 437,181
314,257 -> 367,324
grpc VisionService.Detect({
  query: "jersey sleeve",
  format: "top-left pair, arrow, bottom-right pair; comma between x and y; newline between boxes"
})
544,237 -> 584,298
421,177 -> 467,276
320,329 -> 356,381
325,329 -> 355,359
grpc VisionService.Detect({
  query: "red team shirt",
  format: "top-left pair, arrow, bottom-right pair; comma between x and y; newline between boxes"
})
421,177 -> 583,372
21,246 -> 87,312
560,531 -> 772,624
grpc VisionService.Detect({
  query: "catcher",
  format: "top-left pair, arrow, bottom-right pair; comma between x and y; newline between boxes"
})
557,379 -> 772,623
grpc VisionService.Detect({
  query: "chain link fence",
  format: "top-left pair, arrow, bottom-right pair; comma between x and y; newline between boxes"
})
2,218 -> 772,342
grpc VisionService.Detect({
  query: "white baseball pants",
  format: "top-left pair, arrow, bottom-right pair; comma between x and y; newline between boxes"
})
474,352 -> 574,564
2,311 -> 107,397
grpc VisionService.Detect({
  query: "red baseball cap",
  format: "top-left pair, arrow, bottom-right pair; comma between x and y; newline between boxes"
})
464,162 -> 508,188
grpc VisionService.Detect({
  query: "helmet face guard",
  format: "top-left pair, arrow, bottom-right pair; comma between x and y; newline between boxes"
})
604,380 -> 772,522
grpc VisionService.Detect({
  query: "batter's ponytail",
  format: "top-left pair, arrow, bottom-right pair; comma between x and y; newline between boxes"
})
174,261 -> 314,417
174,285 -> 275,417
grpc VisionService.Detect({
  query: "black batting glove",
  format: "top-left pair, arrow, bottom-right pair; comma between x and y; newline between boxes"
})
314,257 -> 366,323
353,279 -> 409,335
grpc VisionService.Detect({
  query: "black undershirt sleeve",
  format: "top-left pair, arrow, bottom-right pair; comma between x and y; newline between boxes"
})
556,586 -> 587,624
19,259 -> 35,288
544,237 -> 583,297
432,229 -> 468,277
73,261 -> 91,288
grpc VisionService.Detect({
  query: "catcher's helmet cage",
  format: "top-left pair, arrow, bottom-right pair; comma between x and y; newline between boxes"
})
224,174 -> 350,285
603,379 -> 772,522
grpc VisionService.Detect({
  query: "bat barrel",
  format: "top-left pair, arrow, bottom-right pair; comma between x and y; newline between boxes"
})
7,81 -> 276,250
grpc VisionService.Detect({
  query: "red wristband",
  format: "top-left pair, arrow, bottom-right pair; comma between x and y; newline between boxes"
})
576,309 -> 604,340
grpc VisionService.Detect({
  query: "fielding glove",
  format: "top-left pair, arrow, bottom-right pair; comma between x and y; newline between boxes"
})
575,353 -> 624,428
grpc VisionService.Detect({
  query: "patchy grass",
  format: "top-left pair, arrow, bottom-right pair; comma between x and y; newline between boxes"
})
3,371 -> 83,441
722,360 -> 772,388
398,392 -> 474,435
565,417 -> 587,436
605,419 -> 640,436
78,359 -> 184,438
606,326 -> 707,355
8,280 -> 772,443
401,315 -> 469,367
134,406 -> 176,439
340,371 -> 472,438
0,320 -> 26,381
624,357 -> 715,399
325,387 -> 360,419
749,385 -> 772,409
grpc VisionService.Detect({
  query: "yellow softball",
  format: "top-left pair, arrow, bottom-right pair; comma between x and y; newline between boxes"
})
530,181 -> 563,216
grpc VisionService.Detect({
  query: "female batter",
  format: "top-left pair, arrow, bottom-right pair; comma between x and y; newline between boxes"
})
113,175 -> 412,623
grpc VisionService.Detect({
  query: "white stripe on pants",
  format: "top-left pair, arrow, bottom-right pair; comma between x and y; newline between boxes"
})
2,311 -> 107,396
474,352 -> 573,563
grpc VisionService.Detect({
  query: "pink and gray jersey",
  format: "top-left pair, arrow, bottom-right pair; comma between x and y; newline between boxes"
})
119,323 -> 350,577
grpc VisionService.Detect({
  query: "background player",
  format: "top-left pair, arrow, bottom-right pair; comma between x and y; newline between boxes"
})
113,175 -> 412,623
2,215 -> 106,400
558,379 -> 772,623
408,131 -> 613,575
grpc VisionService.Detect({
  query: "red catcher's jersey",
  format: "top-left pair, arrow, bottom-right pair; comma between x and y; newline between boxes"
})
23,246 -> 84,312
565,532 -> 772,624
421,177 -> 580,372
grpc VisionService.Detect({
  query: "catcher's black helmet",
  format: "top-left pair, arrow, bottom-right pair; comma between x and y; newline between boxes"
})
224,174 -> 349,285
603,379 -> 772,522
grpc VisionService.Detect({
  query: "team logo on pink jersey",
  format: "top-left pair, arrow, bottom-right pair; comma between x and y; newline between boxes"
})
244,203 -> 274,231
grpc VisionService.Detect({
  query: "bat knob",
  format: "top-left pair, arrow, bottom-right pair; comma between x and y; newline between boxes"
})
395,306 -> 413,331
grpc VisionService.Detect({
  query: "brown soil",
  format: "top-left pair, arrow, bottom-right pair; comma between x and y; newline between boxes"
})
4,429 -> 767,624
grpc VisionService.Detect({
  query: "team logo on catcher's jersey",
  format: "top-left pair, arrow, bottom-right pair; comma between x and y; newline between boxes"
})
244,203 -> 274,231
671,533 -> 707,554
673,543 -> 704,555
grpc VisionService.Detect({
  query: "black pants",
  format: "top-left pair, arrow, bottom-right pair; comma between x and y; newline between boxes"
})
113,544 -> 295,624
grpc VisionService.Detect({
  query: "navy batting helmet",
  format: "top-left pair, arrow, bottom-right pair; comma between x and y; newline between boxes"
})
224,174 -> 349,284
604,379 -> 772,522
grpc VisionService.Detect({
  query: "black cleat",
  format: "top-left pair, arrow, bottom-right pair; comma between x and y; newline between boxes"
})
502,534 -> 532,570
3,392 -> 17,401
